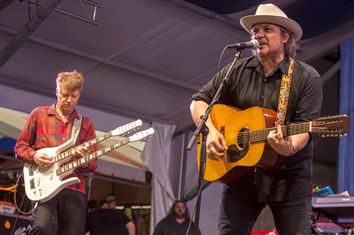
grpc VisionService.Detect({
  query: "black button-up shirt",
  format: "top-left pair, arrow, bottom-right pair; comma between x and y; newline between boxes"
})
192,56 -> 322,201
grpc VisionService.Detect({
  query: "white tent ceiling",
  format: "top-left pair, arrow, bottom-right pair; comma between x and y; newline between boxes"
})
1,0 -> 354,171
1,0 -> 354,128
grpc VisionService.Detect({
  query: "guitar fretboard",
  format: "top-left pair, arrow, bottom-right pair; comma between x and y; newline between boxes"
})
56,138 -> 130,176
54,131 -> 113,162
238,122 -> 311,145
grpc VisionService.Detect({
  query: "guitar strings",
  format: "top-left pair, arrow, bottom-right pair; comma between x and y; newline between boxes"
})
228,122 -> 311,145
230,120 -> 342,145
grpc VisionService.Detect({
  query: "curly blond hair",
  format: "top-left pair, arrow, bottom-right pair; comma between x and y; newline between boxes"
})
56,70 -> 84,91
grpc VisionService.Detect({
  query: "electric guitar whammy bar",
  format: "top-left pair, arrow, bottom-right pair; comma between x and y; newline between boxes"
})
23,120 -> 154,202
197,104 -> 349,184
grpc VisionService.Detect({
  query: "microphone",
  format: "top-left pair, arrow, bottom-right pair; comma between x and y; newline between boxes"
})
227,39 -> 259,49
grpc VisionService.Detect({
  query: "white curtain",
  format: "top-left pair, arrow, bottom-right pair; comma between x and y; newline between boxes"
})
141,124 -> 224,235
141,122 -> 177,234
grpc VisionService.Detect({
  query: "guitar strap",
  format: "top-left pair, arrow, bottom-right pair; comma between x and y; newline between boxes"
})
71,115 -> 82,144
276,58 -> 295,125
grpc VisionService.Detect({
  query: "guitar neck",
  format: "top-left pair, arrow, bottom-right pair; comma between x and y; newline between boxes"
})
54,131 -> 113,162
56,137 -> 130,176
249,121 -> 311,143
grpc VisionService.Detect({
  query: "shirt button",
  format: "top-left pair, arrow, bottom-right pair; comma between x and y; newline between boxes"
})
263,78 -> 267,82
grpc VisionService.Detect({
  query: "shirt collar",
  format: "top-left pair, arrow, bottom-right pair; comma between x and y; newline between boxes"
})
246,56 -> 291,76
48,104 -> 80,120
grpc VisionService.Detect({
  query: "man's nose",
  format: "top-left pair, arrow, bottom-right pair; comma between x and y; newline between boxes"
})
253,31 -> 264,40
66,96 -> 74,103
253,34 -> 260,40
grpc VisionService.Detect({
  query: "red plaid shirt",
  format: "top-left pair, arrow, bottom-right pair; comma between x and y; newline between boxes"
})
14,104 -> 97,193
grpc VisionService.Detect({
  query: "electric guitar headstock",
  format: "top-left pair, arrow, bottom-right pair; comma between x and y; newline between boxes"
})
111,119 -> 143,136
129,128 -> 155,142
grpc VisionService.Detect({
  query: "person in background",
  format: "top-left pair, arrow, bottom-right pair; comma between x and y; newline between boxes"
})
15,70 -> 97,235
99,199 -> 109,209
85,198 -> 136,235
106,195 -> 117,209
190,3 -> 322,235
153,200 -> 201,235
123,204 -> 135,221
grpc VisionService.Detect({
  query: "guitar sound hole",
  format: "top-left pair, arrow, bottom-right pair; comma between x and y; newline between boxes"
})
227,127 -> 249,163
237,127 -> 250,149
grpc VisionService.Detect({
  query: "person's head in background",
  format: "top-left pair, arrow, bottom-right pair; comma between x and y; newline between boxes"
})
106,195 -> 117,209
168,200 -> 190,220
99,200 -> 109,209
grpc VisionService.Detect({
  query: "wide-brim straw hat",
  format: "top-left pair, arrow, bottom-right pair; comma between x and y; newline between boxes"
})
240,3 -> 303,41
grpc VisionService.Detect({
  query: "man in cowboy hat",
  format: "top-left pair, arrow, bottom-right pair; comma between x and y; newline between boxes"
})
190,3 -> 322,235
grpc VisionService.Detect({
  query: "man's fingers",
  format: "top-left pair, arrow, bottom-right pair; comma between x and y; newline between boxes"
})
207,143 -> 225,160
75,146 -> 90,158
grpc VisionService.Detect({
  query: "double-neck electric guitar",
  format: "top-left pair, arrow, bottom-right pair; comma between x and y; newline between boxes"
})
23,120 -> 154,202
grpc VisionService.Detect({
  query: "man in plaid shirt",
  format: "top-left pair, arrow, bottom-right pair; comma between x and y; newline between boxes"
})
15,70 -> 97,235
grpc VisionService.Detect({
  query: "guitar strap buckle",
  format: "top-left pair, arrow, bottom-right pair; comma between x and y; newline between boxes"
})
71,115 -> 82,144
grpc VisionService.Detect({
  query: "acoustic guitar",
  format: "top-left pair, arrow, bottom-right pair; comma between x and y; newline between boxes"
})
197,104 -> 349,184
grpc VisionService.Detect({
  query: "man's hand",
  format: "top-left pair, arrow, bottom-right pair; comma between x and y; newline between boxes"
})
267,123 -> 294,156
75,145 -> 91,168
190,100 -> 228,159
206,128 -> 227,160
34,152 -> 53,168
75,145 -> 90,158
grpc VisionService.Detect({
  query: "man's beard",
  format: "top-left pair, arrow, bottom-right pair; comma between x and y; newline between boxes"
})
175,210 -> 186,219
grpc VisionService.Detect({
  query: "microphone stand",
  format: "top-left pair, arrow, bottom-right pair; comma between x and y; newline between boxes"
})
187,48 -> 244,235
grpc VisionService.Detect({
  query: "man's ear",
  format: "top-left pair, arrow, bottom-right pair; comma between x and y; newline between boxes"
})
282,32 -> 290,44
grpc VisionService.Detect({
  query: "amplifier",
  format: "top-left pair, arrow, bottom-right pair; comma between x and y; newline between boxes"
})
312,197 -> 354,223
0,212 -> 33,235
0,201 -> 16,214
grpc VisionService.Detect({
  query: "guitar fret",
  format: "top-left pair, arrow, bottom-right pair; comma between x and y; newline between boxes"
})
238,122 -> 311,144
56,128 -> 153,176
54,132 -> 115,163
57,137 -> 130,176
53,120 -> 143,164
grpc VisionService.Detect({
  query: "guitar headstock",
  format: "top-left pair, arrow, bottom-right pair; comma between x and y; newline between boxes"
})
111,119 -> 143,136
129,128 -> 154,142
312,115 -> 349,137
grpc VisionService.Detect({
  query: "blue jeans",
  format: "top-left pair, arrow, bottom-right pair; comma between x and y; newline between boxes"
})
30,189 -> 86,235
218,188 -> 312,235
